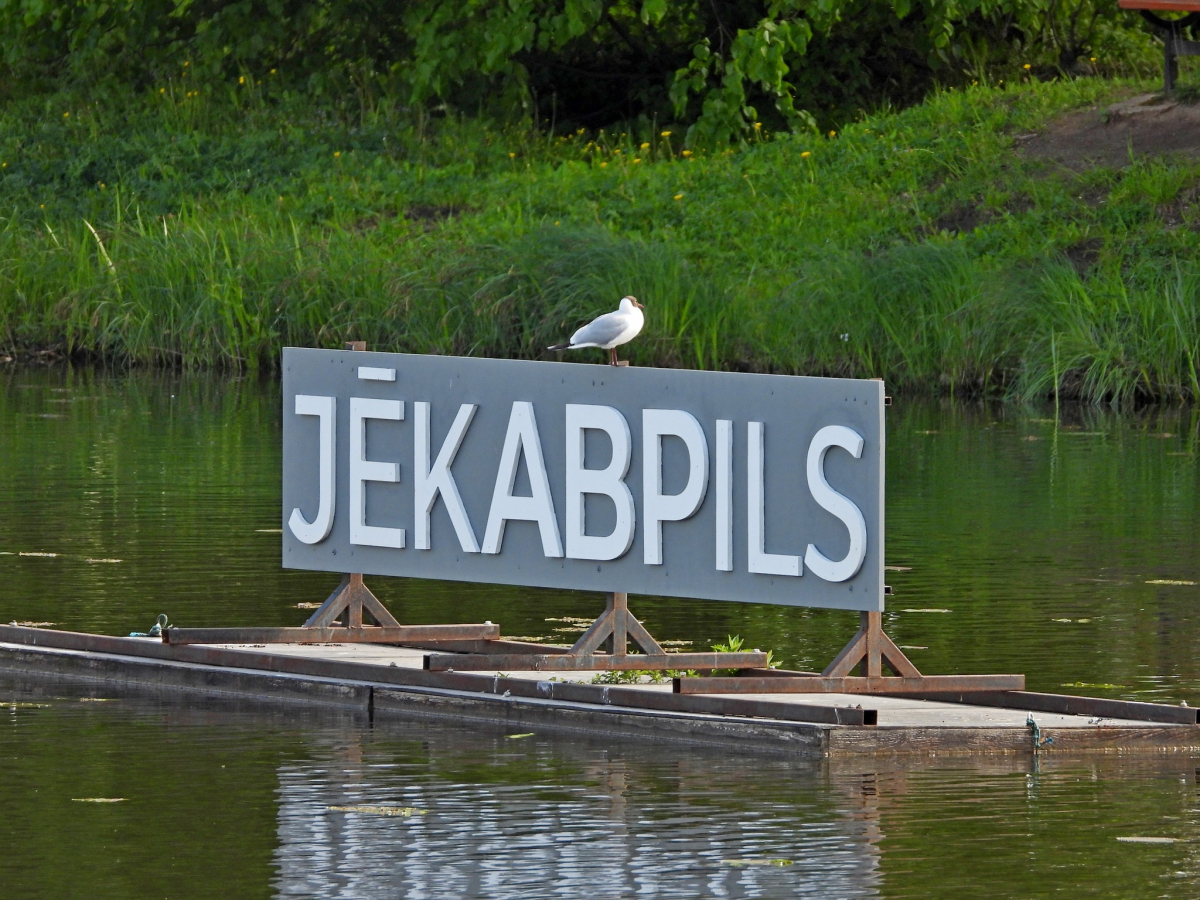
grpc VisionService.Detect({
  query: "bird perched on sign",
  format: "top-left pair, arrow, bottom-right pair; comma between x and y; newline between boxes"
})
548,295 -> 645,366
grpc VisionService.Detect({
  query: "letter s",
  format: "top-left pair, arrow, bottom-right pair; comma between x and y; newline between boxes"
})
804,425 -> 867,582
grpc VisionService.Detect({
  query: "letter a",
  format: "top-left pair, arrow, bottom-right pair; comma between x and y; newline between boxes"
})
481,402 -> 563,557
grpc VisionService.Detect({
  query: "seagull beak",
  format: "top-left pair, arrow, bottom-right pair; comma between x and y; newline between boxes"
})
633,299 -> 644,309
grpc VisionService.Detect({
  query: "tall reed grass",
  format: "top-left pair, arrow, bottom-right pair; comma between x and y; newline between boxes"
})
0,75 -> 1197,403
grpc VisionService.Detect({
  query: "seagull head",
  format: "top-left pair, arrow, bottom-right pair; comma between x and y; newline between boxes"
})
620,295 -> 644,311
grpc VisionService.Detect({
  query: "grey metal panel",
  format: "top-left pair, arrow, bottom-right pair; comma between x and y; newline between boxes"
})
281,349 -> 885,611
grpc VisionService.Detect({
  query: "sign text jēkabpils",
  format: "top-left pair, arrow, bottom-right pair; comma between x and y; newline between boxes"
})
282,349 -> 885,611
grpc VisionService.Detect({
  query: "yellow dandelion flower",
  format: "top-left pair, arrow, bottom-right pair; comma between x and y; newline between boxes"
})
270,68 -> 277,74
828,130 -> 836,137
661,130 -> 671,137
239,75 -> 245,84
509,152 -> 515,158
754,122 -> 762,130
640,142 -> 649,150
183,61 -> 189,66
1,162 -> 6,168
600,161 -> 607,168
1090,57 -> 1096,63
633,158 -> 641,163
681,150 -> 693,157
63,112 -> 69,118
555,220 -> 560,226
40,203 -> 45,209
159,87 -> 165,94
801,151 -> 811,158
99,182 -> 106,189
1023,63 -> 1031,70
334,151 -> 341,158
673,193 -> 683,200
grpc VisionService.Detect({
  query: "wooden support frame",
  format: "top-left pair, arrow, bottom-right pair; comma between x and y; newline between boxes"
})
673,610 -> 1023,695
423,592 -> 769,672
165,573 -> 501,646
824,611 -> 920,679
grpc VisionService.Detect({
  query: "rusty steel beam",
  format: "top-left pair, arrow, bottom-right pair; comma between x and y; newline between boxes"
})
0,625 -> 867,725
675,674 -> 1026,694
163,625 -> 500,646
424,650 -> 770,672
909,690 -> 1200,725
397,639 -> 569,655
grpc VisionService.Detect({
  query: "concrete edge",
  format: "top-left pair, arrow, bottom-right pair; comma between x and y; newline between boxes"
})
0,642 -> 829,757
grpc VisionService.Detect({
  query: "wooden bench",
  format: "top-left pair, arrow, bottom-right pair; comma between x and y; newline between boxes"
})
1120,0 -> 1200,91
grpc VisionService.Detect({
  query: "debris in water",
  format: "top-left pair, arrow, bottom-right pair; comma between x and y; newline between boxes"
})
1146,579 -> 1196,586
722,859 -> 793,867
72,798 -> 126,803
1062,682 -> 1126,689
1116,836 -> 1176,844
296,602 -> 323,609
898,645 -> 928,650
901,608 -> 951,614
18,552 -> 57,558
129,614 -> 169,637
10,621 -> 55,628
885,565 -> 913,572
85,558 -> 122,564
545,616 -> 593,624
3,702 -> 51,709
255,528 -> 283,533
326,805 -> 426,817
507,733 -> 535,739
78,698 -> 117,702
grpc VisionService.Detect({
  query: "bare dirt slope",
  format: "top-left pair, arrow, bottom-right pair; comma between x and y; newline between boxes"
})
1018,93 -> 1200,169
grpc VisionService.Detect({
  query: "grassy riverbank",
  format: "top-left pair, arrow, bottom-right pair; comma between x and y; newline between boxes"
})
1,75 -> 1198,402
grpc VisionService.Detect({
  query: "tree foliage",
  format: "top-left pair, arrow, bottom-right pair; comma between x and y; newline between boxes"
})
0,0 -> 1154,138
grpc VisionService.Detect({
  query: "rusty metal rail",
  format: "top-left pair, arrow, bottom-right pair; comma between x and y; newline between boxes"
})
164,625 -> 500,645
424,650 -> 770,673
675,674 -> 1026,694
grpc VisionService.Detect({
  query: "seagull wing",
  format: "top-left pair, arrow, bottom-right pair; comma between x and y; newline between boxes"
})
568,311 -> 631,348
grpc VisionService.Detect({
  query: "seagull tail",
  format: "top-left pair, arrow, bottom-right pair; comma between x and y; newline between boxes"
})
547,342 -> 572,351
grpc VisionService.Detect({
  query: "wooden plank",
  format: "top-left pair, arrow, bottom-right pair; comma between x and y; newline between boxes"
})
162,624 -> 500,645
424,651 -> 770,672
520,679 -> 873,726
675,674 -> 1026,694
909,690 -> 1200,725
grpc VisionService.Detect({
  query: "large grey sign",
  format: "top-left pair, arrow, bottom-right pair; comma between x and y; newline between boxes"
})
282,349 -> 885,611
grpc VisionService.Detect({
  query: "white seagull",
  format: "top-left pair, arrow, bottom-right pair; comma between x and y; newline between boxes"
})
548,296 -> 645,366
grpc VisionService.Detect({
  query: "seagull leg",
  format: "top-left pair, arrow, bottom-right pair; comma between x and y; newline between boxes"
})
609,348 -> 618,366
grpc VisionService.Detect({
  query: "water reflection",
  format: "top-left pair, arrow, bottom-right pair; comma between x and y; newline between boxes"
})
272,730 -> 880,899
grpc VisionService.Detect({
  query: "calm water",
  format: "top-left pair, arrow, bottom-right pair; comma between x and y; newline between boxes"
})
1,365 -> 1199,899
